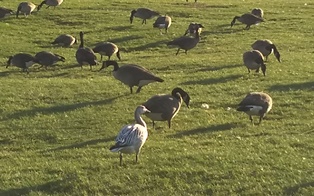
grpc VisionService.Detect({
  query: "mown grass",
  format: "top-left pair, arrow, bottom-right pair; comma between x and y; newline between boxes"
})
0,0 -> 314,195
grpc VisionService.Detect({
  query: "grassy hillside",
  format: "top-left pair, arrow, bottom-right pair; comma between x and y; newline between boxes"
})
0,0 -> 313,195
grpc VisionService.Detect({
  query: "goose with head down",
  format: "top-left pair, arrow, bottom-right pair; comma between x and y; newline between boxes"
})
251,39 -> 281,62
142,87 -> 190,128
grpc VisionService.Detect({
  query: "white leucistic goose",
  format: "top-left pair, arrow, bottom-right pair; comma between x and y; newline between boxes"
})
251,39 -> 281,62
237,92 -> 273,124
231,13 -> 264,30
142,87 -> 190,128
100,60 -> 164,94
7,53 -> 37,73
110,105 -> 150,166
243,50 -> 266,76
75,31 -> 97,70
130,8 -> 159,24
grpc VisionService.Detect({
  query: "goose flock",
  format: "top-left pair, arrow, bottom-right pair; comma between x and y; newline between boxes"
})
1,1 -> 280,166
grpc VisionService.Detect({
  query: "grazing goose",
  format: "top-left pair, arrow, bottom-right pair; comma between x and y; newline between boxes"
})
142,87 -> 190,129
153,15 -> 172,34
51,34 -> 77,47
35,51 -> 65,69
16,2 -> 36,18
167,27 -> 201,55
251,8 -> 264,18
37,0 -> 63,11
251,39 -> 281,62
110,105 -> 150,166
75,31 -> 97,70
231,13 -> 264,30
92,42 -> 121,61
130,8 -> 159,24
184,23 -> 204,36
7,53 -> 37,73
100,60 -> 164,94
237,92 -> 272,124
0,7 -> 14,19
243,50 -> 266,76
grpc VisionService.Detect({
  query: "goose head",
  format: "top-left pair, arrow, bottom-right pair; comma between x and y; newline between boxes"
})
130,10 -> 137,24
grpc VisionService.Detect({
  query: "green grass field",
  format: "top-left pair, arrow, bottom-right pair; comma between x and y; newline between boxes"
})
0,0 -> 313,195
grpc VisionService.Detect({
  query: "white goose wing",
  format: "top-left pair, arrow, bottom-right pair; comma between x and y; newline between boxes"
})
115,124 -> 147,148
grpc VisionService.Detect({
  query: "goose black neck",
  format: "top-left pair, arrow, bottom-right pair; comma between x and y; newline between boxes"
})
79,32 -> 84,48
106,60 -> 119,71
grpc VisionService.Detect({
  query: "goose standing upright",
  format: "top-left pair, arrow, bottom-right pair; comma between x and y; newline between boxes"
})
130,8 -> 159,24
167,27 -> 201,55
37,0 -> 63,11
231,13 -> 264,30
75,31 -> 97,70
251,39 -> 281,62
7,53 -> 37,73
51,34 -> 77,47
16,2 -> 36,18
243,50 -> 266,76
110,105 -> 151,166
100,60 -> 164,94
237,92 -> 272,124
92,42 -> 121,61
143,88 -> 190,128
153,15 -> 172,34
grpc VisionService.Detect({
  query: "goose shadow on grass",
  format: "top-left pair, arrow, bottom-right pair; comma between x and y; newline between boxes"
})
2,96 -> 123,121
128,40 -> 168,52
93,35 -> 144,45
180,74 -> 242,85
0,180 -> 65,196
45,136 -> 116,152
268,81 -> 314,91
170,123 -> 237,138
197,64 -> 243,72
283,181 -> 314,195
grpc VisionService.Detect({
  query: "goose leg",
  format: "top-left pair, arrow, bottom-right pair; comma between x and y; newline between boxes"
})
129,87 -> 133,94
255,68 -> 260,73
185,50 -> 188,55
175,48 -> 180,55
142,19 -> 145,24
258,115 -> 263,124
249,115 -> 253,123
168,120 -> 171,128
100,55 -> 103,61
119,153 -> 123,166
245,25 -> 250,30
135,153 -> 139,163
152,121 -> 155,128
247,68 -> 251,74
136,86 -> 142,93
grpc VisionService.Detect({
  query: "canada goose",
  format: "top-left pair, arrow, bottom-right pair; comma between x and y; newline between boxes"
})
153,15 -> 172,34
231,13 -> 264,30
142,87 -> 190,128
51,34 -> 77,47
75,31 -> 97,70
237,92 -> 272,124
251,39 -> 281,62
37,0 -> 63,11
130,8 -> 159,24
35,51 -> 65,69
184,23 -> 204,36
16,2 -> 36,18
0,7 -> 14,19
110,105 -> 150,166
243,50 -> 266,76
251,8 -> 264,18
7,53 -> 37,73
92,42 -> 121,61
100,60 -> 164,94
167,27 -> 201,55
